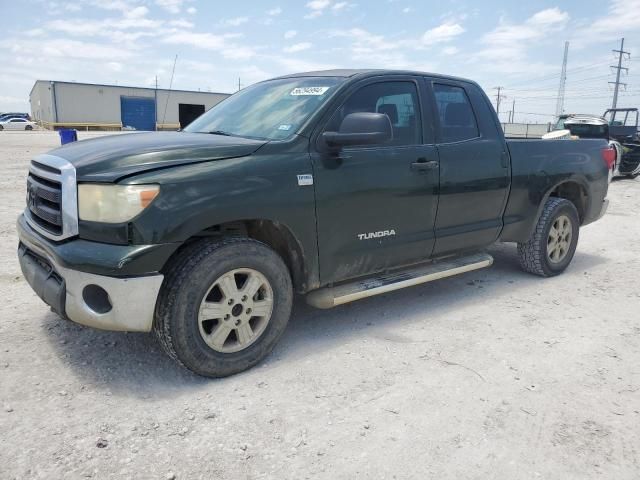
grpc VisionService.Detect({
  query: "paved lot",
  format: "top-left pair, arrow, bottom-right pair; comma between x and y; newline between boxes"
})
1,131 -> 639,479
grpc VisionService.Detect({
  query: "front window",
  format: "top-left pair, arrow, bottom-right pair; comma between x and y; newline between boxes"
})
184,77 -> 345,140
323,81 -> 422,146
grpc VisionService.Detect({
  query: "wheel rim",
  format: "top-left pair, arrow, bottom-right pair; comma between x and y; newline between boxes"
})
197,268 -> 274,353
547,214 -> 572,263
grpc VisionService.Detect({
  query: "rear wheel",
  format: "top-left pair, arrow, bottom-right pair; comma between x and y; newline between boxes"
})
154,237 -> 293,377
25,125 -> 33,131
517,197 -> 580,277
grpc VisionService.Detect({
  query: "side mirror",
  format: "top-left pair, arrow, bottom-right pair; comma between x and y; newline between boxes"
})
322,112 -> 393,147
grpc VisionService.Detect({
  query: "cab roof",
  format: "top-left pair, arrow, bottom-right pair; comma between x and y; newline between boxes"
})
272,69 -> 477,85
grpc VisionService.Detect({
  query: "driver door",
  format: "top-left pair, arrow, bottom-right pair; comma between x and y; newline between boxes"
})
311,77 -> 440,285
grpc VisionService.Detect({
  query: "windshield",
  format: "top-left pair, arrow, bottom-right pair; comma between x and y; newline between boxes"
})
184,77 -> 345,140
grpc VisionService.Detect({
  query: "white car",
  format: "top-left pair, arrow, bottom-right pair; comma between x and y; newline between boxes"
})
0,118 -> 36,131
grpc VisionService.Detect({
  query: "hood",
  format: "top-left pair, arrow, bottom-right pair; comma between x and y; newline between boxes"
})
47,132 -> 267,182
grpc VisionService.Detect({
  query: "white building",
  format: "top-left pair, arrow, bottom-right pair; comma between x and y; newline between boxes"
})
29,80 -> 230,131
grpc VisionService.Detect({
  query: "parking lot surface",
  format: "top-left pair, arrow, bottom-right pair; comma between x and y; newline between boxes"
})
1,131 -> 639,479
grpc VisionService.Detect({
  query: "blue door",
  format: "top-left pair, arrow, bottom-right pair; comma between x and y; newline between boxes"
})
120,96 -> 156,131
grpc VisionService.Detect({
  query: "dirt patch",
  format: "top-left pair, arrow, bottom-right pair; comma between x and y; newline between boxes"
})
1,131 -> 639,479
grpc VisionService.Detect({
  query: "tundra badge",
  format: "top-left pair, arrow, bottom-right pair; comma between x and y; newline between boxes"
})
358,230 -> 396,240
297,174 -> 314,186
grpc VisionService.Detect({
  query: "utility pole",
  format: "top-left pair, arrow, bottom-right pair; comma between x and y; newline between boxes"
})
493,87 -> 504,120
555,41 -> 569,119
154,75 -> 158,131
510,99 -> 515,123
610,38 -> 630,109
238,78 -> 241,91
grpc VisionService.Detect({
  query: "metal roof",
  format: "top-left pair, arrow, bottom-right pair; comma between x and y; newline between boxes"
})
30,80 -> 229,98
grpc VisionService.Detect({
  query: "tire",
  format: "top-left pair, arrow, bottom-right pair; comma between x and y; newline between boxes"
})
0,125 -> 3,131
517,197 -> 580,277
154,237 -> 293,377
25,125 -> 33,131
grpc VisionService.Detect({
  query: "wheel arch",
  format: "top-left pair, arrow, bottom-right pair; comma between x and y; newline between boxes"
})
162,218 -> 311,293
545,180 -> 588,223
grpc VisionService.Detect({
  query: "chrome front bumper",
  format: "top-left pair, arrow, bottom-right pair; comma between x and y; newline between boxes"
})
19,234 -> 163,332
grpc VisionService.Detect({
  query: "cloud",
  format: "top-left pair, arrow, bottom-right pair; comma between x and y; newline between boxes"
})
442,46 -> 459,55
186,6 -> 196,14
305,0 -> 331,18
474,7 -> 569,74
482,8 -> 568,47
283,42 -> 312,53
168,19 -> 194,28
221,17 -> 249,27
155,0 -> 184,14
573,0 -> 640,45
284,30 -> 297,39
63,3 -> 82,12
4,38 -> 136,60
25,28 -> 45,37
162,30 -> 256,60
267,7 -> 282,15
162,31 -> 240,50
422,22 -> 465,45
222,46 -> 257,60
106,61 -> 123,72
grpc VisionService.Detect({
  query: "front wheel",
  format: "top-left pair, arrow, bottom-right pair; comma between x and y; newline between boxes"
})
154,237 -> 293,377
25,125 -> 33,131
517,197 -> 580,277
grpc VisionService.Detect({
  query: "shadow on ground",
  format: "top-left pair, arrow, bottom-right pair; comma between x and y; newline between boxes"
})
41,243 -> 608,396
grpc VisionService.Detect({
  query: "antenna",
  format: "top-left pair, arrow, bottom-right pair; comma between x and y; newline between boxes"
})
555,41 -> 569,119
161,54 -> 178,128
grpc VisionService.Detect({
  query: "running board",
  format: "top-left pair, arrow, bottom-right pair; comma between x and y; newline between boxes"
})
306,253 -> 493,309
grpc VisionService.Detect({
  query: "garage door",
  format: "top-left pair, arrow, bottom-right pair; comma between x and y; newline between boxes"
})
120,96 -> 156,131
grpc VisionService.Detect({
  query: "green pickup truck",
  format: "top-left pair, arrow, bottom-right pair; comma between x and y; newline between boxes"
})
18,69 -> 611,377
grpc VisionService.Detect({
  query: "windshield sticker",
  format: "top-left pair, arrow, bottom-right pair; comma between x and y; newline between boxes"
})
278,124 -> 292,131
290,86 -> 330,96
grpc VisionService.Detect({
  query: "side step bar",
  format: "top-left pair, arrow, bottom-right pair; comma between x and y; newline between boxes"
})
306,252 -> 493,309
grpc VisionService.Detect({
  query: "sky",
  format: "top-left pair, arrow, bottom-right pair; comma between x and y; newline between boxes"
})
1,0 -> 640,123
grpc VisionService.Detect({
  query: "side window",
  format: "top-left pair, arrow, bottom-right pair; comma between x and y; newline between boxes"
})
433,84 -> 479,143
11,119 -> 24,123
325,81 -> 421,146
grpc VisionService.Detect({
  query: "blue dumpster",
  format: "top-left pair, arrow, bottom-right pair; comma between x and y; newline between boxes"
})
59,129 -> 78,145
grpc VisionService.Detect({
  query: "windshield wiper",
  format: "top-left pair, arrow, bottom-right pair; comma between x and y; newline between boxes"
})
208,130 -> 234,136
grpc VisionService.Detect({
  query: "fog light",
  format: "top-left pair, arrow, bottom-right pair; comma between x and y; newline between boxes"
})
82,285 -> 112,314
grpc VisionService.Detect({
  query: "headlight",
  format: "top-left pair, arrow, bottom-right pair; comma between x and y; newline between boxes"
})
78,184 -> 159,223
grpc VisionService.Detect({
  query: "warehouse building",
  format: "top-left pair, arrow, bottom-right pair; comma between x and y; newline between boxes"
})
29,80 -> 230,131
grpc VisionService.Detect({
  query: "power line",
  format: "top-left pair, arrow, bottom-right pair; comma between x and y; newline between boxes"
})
610,37 -> 631,109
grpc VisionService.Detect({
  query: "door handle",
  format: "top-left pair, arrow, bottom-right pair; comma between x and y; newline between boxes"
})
411,158 -> 439,172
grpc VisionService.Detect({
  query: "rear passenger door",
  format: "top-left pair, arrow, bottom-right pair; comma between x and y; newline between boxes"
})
426,79 -> 510,255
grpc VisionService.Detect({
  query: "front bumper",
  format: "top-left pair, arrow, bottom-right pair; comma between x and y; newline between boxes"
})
18,216 -> 164,332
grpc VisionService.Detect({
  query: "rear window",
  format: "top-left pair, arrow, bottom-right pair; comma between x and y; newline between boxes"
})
433,84 -> 479,143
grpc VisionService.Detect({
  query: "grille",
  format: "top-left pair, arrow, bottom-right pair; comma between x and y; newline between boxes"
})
27,172 -> 63,235
25,154 -> 78,240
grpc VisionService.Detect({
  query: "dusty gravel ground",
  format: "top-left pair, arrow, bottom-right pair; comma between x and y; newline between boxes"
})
1,130 -> 639,480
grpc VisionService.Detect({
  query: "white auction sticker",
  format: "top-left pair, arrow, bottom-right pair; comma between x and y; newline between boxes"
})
290,87 -> 330,96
